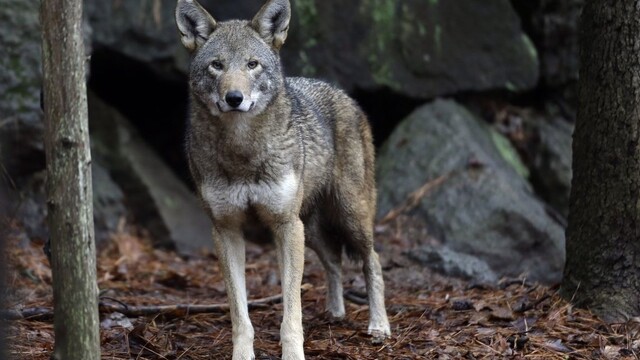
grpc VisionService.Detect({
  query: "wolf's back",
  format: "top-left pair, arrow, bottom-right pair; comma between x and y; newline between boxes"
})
284,76 -> 376,213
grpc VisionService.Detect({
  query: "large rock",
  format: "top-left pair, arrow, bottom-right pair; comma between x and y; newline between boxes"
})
512,0 -> 582,87
88,93 -> 213,255
12,162 -> 128,246
285,0 -> 539,98
0,1 -> 121,245
92,163 -> 128,242
526,116 -> 573,218
0,0 -> 92,179
85,0 -> 538,98
377,99 -> 565,283
408,246 -> 498,284
85,0 -> 264,74
0,0 -> 44,178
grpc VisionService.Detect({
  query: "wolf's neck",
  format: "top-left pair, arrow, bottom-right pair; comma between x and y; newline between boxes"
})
190,93 -> 297,176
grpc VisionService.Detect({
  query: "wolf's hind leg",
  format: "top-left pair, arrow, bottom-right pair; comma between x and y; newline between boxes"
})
315,244 -> 345,319
334,189 -> 391,343
306,211 -> 345,319
362,249 -> 390,342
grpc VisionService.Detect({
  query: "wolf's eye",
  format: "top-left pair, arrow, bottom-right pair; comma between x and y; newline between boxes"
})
210,60 -> 224,71
247,60 -> 259,69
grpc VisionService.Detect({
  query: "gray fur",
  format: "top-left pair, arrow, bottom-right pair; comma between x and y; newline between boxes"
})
176,1 -> 390,358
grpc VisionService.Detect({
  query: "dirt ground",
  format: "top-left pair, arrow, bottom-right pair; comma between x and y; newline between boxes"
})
3,219 -> 639,360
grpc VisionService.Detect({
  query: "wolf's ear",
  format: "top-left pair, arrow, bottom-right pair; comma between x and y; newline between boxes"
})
175,0 -> 217,52
251,0 -> 291,50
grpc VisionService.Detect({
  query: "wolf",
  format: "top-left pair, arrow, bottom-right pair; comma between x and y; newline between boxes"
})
175,0 -> 391,358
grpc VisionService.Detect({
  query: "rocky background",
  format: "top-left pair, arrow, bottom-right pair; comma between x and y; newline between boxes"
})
0,0 -> 580,284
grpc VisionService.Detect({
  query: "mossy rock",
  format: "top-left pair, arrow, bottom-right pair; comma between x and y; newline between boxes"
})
376,99 -> 565,284
284,0 -> 539,98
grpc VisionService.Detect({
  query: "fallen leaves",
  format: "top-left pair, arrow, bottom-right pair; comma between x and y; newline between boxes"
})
4,228 -> 640,359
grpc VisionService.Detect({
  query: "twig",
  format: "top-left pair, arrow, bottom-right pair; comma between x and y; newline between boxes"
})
2,293 -> 283,321
378,172 -> 452,225
515,294 -> 552,313
0,116 -> 17,129
344,289 -> 368,305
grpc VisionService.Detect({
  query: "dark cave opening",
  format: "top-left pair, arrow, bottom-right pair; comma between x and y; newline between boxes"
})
88,48 -> 192,184
351,88 -> 424,148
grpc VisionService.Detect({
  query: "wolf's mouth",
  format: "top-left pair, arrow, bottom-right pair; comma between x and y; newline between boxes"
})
216,101 -> 255,113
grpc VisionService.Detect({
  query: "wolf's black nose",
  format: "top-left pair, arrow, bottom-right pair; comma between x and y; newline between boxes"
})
225,91 -> 244,108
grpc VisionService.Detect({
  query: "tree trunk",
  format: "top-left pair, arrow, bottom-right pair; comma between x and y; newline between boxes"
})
41,0 -> 100,358
0,193 -> 8,360
561,1 -> 640,322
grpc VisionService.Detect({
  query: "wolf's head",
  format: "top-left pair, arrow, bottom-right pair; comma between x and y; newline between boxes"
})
176,0 -> 290,117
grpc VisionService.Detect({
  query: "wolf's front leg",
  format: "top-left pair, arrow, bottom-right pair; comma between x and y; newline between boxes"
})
274,218 -> 306,360
213,224 -> 255,360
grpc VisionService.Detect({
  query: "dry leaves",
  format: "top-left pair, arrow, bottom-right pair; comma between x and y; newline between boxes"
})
4,227 -> 640,359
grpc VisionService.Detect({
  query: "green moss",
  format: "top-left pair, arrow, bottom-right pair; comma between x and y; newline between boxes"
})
434,24 -> 442,56
490,129 -> 529,179
417,23 -> 427,37
369,0 -> 395,52
292,0 -> 319,76
294,0 -> 317,22
2,54 -> 37,113
371,63 -> 395,86
361,0 -> 400,89
293,0 -> 318,50
521,34 -> 538,60
298,51 -> 317,77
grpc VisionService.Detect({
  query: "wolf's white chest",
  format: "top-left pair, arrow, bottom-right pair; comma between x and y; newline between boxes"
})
201,172 -> 299,217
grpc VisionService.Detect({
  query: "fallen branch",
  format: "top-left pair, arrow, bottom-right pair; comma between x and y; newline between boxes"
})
378,172 -> 452,225
0,307 -> 55,321
2,293 -> 283,321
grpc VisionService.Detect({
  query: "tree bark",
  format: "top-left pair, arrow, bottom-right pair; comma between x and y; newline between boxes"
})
561,1 -> 640,322
41,0 -> 100,358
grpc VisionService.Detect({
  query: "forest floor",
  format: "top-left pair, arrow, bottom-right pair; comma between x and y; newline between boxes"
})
3,219 -> 640,360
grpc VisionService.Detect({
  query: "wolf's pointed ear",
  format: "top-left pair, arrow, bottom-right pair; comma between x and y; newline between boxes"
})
175,0 -> 217,52
251,0 -> 291,50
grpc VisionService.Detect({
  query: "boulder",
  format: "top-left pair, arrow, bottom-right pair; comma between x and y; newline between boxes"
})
0,0 -> 44,178
407,246 -> 498,284
526,116 -> 573,218
85,0 -> 539,98
512,0 -> 582,87
0,0 -> 92,179
0,1 -> 121,246
12,162 -> 127,247
88,93 -> 213,255
85,0 -> 264,74
92,163 -> 128,242
285,0 -> 539,97
377,99 -> 565,284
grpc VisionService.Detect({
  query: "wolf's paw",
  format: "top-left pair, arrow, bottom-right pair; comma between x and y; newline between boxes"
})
368,322 -> 391,344
231,343 -> 255,360
281,345 -> 305,360
368,329 -> 389,345
231,352 -> 254,360
326,308 -> 346,322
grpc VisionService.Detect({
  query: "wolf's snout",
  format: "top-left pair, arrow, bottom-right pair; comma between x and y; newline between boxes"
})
225,91 -> 244,108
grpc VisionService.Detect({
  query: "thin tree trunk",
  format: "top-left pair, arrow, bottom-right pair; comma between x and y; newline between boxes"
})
41,0 -> 100,358
0,194 -> 8,360
561,1 -> 640,322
